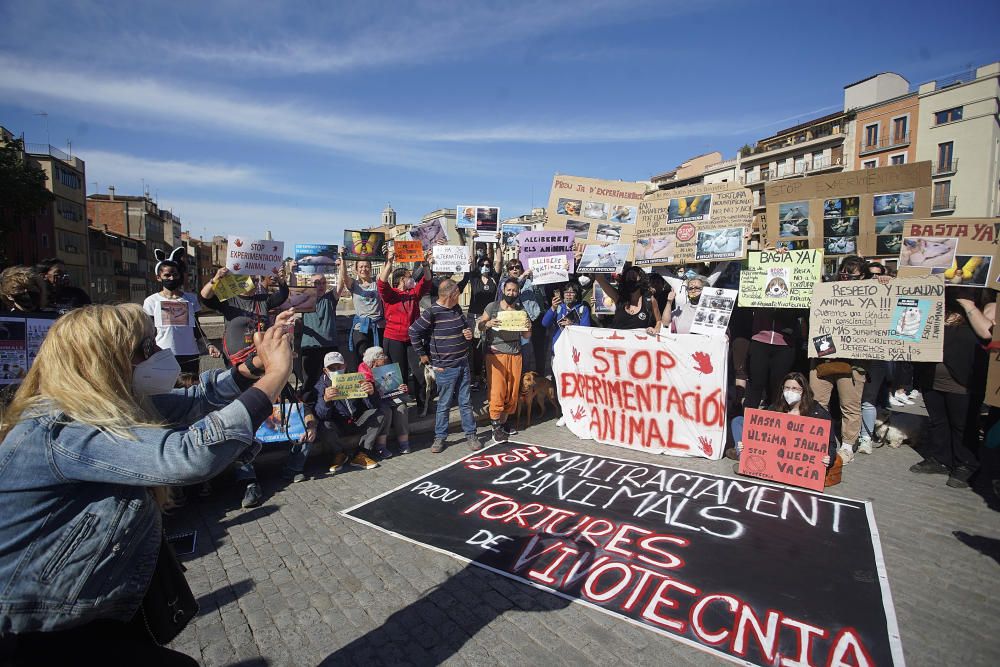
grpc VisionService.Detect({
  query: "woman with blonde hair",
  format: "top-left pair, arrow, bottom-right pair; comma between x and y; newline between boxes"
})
0,304 -> 294,664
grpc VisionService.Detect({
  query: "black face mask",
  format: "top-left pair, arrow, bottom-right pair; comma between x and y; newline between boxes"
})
503,294 -> 518,305
161,277 -> 183,291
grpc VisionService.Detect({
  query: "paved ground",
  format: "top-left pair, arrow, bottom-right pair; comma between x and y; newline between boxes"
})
163,388 -> 1000,666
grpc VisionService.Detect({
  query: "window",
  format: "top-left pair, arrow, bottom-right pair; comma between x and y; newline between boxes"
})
892,116 -> 908,142
934,107 -> 963,125
937,142 -> 954,171
56,166 -> 81,189
58,230 -> 84,254
863,160 -> 877,169
933,181 -> 952,208
890,154 -> 906,165
57,199 -> 83,222
864,123 -> 879,148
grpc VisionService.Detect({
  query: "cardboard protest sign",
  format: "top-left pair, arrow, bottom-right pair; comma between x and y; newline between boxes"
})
344,230 -> 387,261
226,237 -> 284,276
255,402 -> 306,443
985,293 -> 1000,408
897,218 -> 999,288
212,273 -> 254,301
808,276 -> 945,362
329,372 -> 369,400
553,327 -> 727,458
293,244 -> 339,274
738,249 -> 823,308
689,287 -> 736,337
393,240 -> 424,263
344,441 -> 904,667
577,244 -> 629,273
527,255 -> 568,285
410,217 -> 450,249
495,309 -> 530,332
0,314 -> 56,384
517,230 -> 575,273
739,408 -> 830,492
432,245 -> 470,274
273,285 -> 318,313
765,162 -> 933,258
373,362 -> 406,398
545,174 -> 647,253
593,283 -> 615,315
634,182 -> 752,266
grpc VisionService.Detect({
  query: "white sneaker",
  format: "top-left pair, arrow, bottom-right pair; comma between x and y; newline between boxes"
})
556,416 -> 566,427
838,444 -> 855,465
888,395 -> 906,407
908,390 -> 922,401
857,436 -> 873,455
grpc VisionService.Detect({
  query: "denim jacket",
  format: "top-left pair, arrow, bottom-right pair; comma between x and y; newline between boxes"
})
0,368 -> 260,634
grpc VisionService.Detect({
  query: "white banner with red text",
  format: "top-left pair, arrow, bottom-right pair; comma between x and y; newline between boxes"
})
552,327 -> 727,459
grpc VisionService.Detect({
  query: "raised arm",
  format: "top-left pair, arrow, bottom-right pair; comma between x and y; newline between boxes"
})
595,274 -> 618,302
379,247 -> 395,284
201,266 -> 229,301
338,247 -> 353,294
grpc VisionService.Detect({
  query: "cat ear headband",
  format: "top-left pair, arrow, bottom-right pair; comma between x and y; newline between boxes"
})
154,246 -> 187,275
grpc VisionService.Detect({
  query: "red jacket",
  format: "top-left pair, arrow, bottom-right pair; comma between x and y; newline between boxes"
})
378,276 -> 431,342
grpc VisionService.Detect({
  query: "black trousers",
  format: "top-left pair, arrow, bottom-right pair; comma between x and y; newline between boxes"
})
745,340 -> 797,410
923,388 -> 978,469
350,327 -> 383,371
862,360 -> 889,405
383,337 -> 426,404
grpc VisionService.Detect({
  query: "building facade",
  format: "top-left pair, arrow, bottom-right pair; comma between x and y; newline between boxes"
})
846,72 -> 920,171
0,127 -> 55,270
87,191 -> 168,284
915,62 -> 1000,217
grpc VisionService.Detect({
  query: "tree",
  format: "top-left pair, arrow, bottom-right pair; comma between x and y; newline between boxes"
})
0,136 -> 54,262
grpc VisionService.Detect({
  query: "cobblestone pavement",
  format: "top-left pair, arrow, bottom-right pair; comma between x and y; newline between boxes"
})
163,391 -> 1000,666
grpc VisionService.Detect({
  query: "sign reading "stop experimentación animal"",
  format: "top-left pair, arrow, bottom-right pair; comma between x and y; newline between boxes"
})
343,442 -> 905,667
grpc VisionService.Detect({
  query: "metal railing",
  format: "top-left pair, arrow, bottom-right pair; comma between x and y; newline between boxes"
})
932,196 -> 957,211
860,133 -> 911,154
933,159 -> 959,175
26,143 -> 72,161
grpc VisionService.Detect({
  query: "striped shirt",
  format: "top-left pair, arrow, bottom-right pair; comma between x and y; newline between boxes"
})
408,303 -> 470,368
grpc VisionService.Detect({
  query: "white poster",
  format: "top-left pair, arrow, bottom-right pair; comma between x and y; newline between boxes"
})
432,245 -> 471,274
226,236 -> 285,276
689,287 -> 737,337
527,255 -> 569,285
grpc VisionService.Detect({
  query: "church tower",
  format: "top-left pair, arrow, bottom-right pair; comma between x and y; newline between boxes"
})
382,202 -> 396,228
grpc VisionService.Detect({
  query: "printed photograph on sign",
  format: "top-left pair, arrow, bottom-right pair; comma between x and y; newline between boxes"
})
582,201 -> 609,220
667,194 -> 712,223
593,283 -> 615,315
874,191 -> 915,216
475,207 -> 499,232
877,234 -> 903,255
946,255 -> 992,287
695,227 -> 742,260
634,235 -> 676,264
889,297 -> 930,341
595,223 -> 622,242
565,219 -> 591,236
294,244 -> 339,274
813,334 -> 837,357
778,201 -> 809,225
160,300 -> 189,326
608,205 -> 637,224
344,230 -> 387,261
556,198 -> 582,216
373,362 -> 406,398
823,197 -> 860,219
823,217 -> 859,237
0,318 -> 28,383
779,218 -> 809,237
255,402 -> 306,443
501,224 -> 529,248
457,206 -> 476,228
875,214 -> 910,234
776,240 -> 808,250
578,244 -> 629,273
824,236 -> 857,255
764,268 -> 791,299
275,286 -> 318,313
899,237 -> 957,270
410,218 -> 450,249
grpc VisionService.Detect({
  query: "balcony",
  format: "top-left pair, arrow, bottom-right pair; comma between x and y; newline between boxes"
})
739,125 -> 846,161
932,196 -> 957,213
859,133 -> 911,155
932,159 -> 958,177
807,156 -> 842,173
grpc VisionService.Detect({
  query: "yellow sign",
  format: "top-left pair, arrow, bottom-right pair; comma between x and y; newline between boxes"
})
213,274 -> 254,301
495,309 -> 531,332
329,373 -> 369,400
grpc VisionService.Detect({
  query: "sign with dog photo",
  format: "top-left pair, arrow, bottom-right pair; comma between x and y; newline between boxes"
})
552,326 -> 728,459
373,362 -> 406,399
342,441 -> 904,667
808,276 -> 945,362
634,181 -> 752,266
738,249 -> 823,309
896,218 -> 999,288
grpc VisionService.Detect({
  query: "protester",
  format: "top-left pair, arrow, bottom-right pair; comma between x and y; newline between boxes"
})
729,372 -> 837,468
295,272 -> 339,408
494,259 -> 545,372
910,288 -> 995,488
377,246 -> 432,410
338,247 -> 384,361
358,346 -> 411,458
143,248 -> 220,375
0,304 -> 293,664
810,256 -> 867,464
479,278 -> 532,443
662,263 -> 729,333
541,280 -> 592,427
313,352 -> 384,471
594,272 -> 661,334
744,308 -> 805,410
199,267 -> 289,366
468,257 -> 498,389
0,266 -> 47,313
34,258 -> 91,313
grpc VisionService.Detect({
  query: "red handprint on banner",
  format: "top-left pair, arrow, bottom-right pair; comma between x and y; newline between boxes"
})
698,436 -> 714,457
234,238 -> 243,247
572,347 -> 580,365
232,263 -> 241,272
570,405 -> 586,421
692,351 -> 713,374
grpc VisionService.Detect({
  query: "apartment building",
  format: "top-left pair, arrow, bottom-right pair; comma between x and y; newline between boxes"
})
846,72 -> 918,169
650,151 -> 740,192
0,126 -> 55,269
915,62 -> 1000,217
87,190 -> 168,284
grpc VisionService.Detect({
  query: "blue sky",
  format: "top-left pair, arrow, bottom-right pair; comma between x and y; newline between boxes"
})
1,0 -> 998,251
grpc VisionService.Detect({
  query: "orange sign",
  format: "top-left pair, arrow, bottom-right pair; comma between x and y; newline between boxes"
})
394,240 -> 424,263
738,408 -> 830,492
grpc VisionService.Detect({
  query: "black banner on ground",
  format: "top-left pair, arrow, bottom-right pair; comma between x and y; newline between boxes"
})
342,442 -> 904,666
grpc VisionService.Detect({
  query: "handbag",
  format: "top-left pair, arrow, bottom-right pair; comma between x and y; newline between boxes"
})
815,360 -> 853,379
134,534 -> 199,646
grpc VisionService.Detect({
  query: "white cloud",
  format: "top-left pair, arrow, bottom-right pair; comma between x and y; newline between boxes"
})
81,150 -> 261,188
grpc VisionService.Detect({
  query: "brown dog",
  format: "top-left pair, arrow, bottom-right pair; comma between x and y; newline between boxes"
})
516,371 -> 560,430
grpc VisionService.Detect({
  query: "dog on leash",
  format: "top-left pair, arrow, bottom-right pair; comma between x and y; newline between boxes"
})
516,371 -> 560,430
873,407 -> 927,448
420,364 -> 437,417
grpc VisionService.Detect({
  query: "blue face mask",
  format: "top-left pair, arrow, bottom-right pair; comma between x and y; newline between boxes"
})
684,269 -> 699,280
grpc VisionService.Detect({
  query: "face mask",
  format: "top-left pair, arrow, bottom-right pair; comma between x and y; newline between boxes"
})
783,390 -> 802,405
403,278 -> 416,290
481,266 -> 492,276
132,349 -> 180,398
503,294 -> 518,305
684,269 -> 699,280
578,276 -> 591,288
328,369 -> 344,377
161,277 -> 183,291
